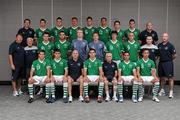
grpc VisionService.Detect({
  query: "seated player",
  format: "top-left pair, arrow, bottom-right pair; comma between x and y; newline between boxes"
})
118,52 -> 138,103
83,48 -> 104,103
137,49 -> 160,102
67,49 -> 84,102
103,52 -> 118,102
50,49 -> 68,103
27,50 -> 51,103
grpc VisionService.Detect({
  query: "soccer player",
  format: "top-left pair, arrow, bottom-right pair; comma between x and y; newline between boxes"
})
123,32 -> 140,63
96,17 -> 111,44
24,37 -> 38,92
136,49 -> 160,102
17,19 -> 35,47
141,36 -> 158,63
114,20 -> 125,43
27,50 -> 51,103
83,16 -> 96,43
38,32 -> 54,60
103,52 -> 118,102
68,17 -> 80,42
54,31 -> 71,59
106,31 -> 124,65
83,48 -> 104,103
118,52 -> 139,103
50,49 -> 68,103
158,33 -> 176,98
88,32 -> 106,61
139,22 -> 158,45
51,17 -> 68,42
35,19 -> 51,44
67,49 -> 84,102
9,34 -> 25,96
71,28 -> 89,61
124,19 -> 140,42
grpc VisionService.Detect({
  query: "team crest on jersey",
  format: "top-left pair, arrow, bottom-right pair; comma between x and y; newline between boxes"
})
99,30 -> 103,35
141,63 -> 144,69
129,64 -> 133,68
53,63 -> 56,69
134,44 -> 137,48
88,63 -> 91,68
165,47 -> 168,50
48,45 -> 51,49
60,62 -> 63,65
55,30 -> 58,35
39,32 -> 43,37
37,64 -> 41,70
85,30 -> 88,34
64,44 -> 68,48
122,65 -> 125,70
127,45 -> 130,50
147,63 -> 151,67
109,45 -> 114,50
92,29 -> 95,32
41,46 -> 45,50
134,32 -> 137,35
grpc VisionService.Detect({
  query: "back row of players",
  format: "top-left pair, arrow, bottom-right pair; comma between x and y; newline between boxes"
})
9,17 -> 176,104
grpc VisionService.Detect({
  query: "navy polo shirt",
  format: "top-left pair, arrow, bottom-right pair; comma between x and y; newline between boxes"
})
18,27 -> 35,47
102,61 -> 118,78
158,42 -> 176,62
9,41 -> 25,67
139,29 -> 158,45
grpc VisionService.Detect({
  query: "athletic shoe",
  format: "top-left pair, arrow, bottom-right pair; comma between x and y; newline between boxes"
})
79,96 -> 84,102
18,89 -> 23,95
118,95 -> 123,103
105,96 -> 110,102
97,96 -> 103,103
169,90 -> 174,99
153,96 -> 160,103
13,91 -> 19,97
51,97 -> 56,103
63,97 -> 68,103
112,96 -> 118,102
69,96 -> 73,103
138,97 -> 143,102
46,97 -> 51,103
158,89 -> 166,96
84,96 -> 90,103
132,95 -> 138,103
36,88 -> 43,95
28,98 -> 34,103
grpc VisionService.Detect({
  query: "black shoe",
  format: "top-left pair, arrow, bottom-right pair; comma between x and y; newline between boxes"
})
46,97 -> 51,103
28,98 -> 34,103
51,97 -> 56,103
63,97 -> 68,103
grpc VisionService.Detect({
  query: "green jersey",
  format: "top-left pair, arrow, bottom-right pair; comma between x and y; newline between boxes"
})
117,29 -> 125,43
124,28 -> 140,41
35,28 -> 51,44
38,41 -> 54,60
51,58 -> 68,75
84,58 -> 102,75
32,59 -> 50,76
96,26 -> 111,44
118,61 -> 136,76
68,26 -> 80,42
106,40 -> 124,60
123,41 -> 140,62
83,26 -> 96,43
137,58 -> 155,76
51,26 -> 68,42
54,40 -> 71,59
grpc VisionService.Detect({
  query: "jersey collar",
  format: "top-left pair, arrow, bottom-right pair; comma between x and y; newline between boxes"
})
89,58 -> 96,62
129,28 -> 135,32
40,28 -> 47,31
54,58 -> 61,62
56,26 -> 63,30
72,26 -> 78,29
124,61 -> 130,64
42,41 -> 49,45
142,58 -> 149,63
59,40 -> 66,44
38,59 -> 45,63
86,26 -> 93,29
128,40 -> 135,44
100,26 -> 107,29
111,39 -> 117,44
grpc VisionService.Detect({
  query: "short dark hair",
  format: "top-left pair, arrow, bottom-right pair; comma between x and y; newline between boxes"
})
89,48 -> 96,53
40,18 -> 46,23
93,32 -> 99,36
16,33 -> 23,37
114,20 -> 120,25
101,17 -> 107,21
86,16 -> 93,21
142,48 -> 149,53
129,19 -> 135,23
38,50 -> 45,54
24,18 -> 31,23
123,51 -> 130,56
72,17 -> 78,21
56,17 -> 62,21
53,49 -> 60,53
111,31 -> 118,35
43,31 -> 50,36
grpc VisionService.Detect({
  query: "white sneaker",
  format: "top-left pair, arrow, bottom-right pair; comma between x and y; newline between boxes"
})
138,97 -> 143,102
132,95 -> 138,103
36,88 -> 43,95
79,96 -> 84,102
13,91 -> 19,97
105,96 -> 110,102
69,96 -> 73,102
169,91 -> 174,99
153,96 -> 160,103
118,95 -> 123,103
158,89 -> 166,96
18,89 -> 23,95
112,96 -> 118,102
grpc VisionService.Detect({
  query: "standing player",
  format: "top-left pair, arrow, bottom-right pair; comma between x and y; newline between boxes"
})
88,32 -> 106,61
106,31 -> 124,65
96,17 -> 111,44
83,16 -> 96,43
67,49 -> 84,102
27,50 -> 51,103
50,49 -> 68,103
103,52 -> 118,102
123,32 -> 140,63
51,17 -> 68,42
68,17 -> 80,43
54,31 -> 71,59
114,20 -> 125,43
35,19 -> 51,44
9,34 -> 25,96
118,52 -> 139,103
83,48 -> 104,103
17,19 -> 35,47
71,29 -> 89,61
137,49 -> 160,102
124,19 -> 140,42
158,33 -> 176,98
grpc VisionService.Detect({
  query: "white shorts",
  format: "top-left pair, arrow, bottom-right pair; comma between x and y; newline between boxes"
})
87,75 -> 99,82
141,76 -> 154,85
53,75 -> 63,82
122,76 -> 134,85
113,60 -> 121,66
33,76 -> 47,84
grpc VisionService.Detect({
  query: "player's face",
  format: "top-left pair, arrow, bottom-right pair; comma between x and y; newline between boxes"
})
123,53 -> 130,61
24,20 -> 30,28
59,32 -> 65,40
93,33 -> 99,41
101,19 -> 107,26
162,33 -> 169,42
39,52 -> 45,60
72,19 -> 78,27
56,19 -> 62,27
129,21 -> 135,28
146,22 -> 153,30
89,50 -> 96,58
40,21 -> 46,28
143,50 -> 149,58
87,19 -> 93,26
54,52 -> 60,59
112,33 -> 117,40
105,53 -> 112,62
72,50 -> 79,59
16,35 -> 23,43
27,38 -> 33,46
146,37 -> 153,44
77,30 -> 83,38
128,33 -> 134,41
43,34 -> 49,41
114,22 -> 120,30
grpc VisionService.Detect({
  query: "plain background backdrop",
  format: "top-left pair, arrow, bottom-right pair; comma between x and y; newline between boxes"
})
0,0 -> 179,81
